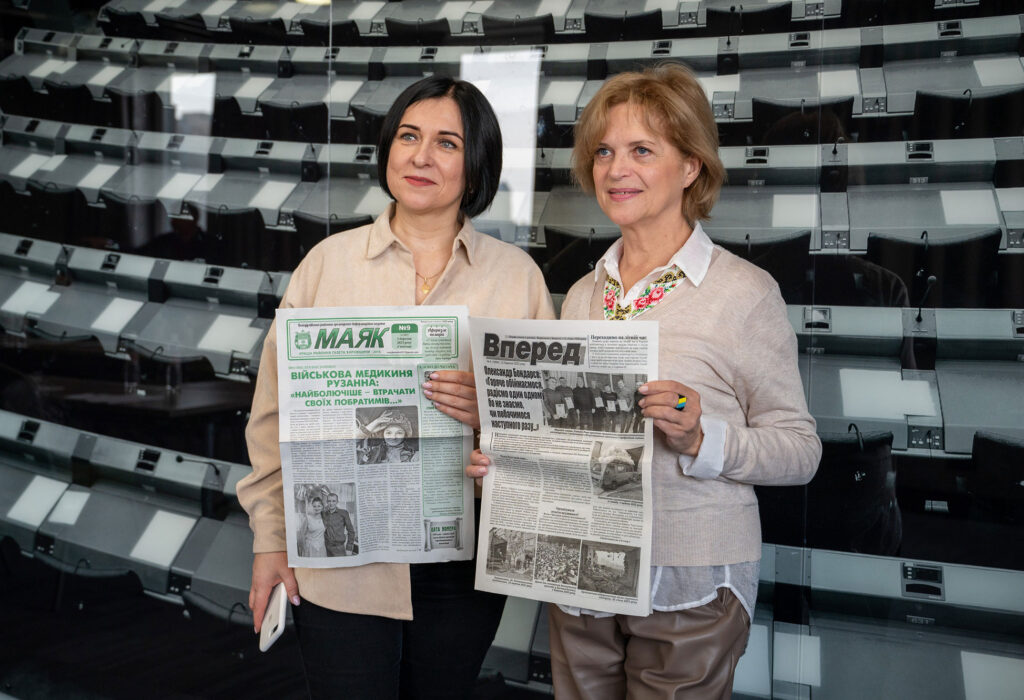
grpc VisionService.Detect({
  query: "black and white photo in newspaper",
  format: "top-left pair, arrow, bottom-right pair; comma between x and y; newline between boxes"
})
277,305 -> 473,568
470,317 -> 657,615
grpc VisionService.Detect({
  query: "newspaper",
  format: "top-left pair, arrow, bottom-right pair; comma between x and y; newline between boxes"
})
470,318 -> 657,615
276,306 -> 474,568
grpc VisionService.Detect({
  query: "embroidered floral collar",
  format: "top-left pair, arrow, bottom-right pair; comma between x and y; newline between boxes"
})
603,266 -> 686,320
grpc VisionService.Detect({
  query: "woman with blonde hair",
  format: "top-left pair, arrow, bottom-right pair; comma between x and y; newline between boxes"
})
469,63 -> 821,698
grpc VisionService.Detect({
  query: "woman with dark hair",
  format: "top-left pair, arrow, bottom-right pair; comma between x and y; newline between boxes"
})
239,75 -> 554,698
469,63 -> 821,698
297,496 -> 327,557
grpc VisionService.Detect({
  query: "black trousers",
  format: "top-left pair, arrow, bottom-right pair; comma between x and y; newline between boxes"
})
291,556 -> 505,699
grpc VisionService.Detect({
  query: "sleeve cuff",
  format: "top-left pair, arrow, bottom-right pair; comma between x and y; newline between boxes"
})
677,415 -> 727,480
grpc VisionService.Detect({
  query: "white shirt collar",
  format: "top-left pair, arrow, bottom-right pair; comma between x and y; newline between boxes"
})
595,221 -> 714,292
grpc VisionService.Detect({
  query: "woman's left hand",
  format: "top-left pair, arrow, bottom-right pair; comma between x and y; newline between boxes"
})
639,380 -> 703,457
423,370 -> 480,429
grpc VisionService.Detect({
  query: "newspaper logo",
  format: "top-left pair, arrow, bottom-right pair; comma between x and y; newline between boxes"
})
294,331 -> 312,350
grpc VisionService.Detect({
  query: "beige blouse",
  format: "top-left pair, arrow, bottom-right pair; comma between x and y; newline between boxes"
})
238,207 -> 555,619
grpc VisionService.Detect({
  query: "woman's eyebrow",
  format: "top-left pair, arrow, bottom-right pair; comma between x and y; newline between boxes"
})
438,130 -> 464,141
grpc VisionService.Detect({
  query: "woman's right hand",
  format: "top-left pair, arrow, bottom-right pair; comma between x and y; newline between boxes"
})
250,551 -> 300,634
465,449 -> 490,486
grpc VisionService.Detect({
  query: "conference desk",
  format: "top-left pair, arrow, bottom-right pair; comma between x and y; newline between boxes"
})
183,170 -> 306,228
258,74 -> 367,118
171,513 -> 255,623
934,359 -> 1024,455
705,186 -> 821,243
293,177 -> 391,226
882,53 -> 1024,114
101,164 -> 208,219
799,354 -> 942,453
474,190 -> 551,247
846,182 -> 1006,251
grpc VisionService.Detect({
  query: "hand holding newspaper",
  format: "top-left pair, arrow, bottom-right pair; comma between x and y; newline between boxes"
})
276,306 -> 474,567
471,318 -> 658,615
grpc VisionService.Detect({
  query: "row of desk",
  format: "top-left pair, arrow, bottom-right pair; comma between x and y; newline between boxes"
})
0,114 -> 1021,251
19,14 -> 1024,76
0,233 -> 284,378
1,230 -> 1020,456
5,22 -> 1023,145
93,0 -> 1011,46
0,407 -> 257,622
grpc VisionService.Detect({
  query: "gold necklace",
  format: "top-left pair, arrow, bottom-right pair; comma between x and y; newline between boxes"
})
416,268 -> 444,295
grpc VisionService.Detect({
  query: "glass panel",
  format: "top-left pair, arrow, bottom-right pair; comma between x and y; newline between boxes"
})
1,1 -> 1021,697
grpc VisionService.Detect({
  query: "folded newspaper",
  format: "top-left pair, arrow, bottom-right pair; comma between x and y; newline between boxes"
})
471,317 -> 657,615
276,306 -> 474,567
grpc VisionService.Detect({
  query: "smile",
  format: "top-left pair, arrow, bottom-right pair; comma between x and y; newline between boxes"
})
608,189 -> 641,201
404,176 -> 435,186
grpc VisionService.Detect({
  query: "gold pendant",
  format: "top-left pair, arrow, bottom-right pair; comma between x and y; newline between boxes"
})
421,282 -> 431,295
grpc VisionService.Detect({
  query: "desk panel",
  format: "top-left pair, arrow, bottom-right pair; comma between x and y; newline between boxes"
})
848,183 -> 1004,251
884,54 -> 1024,114
935,360 -> 1024,454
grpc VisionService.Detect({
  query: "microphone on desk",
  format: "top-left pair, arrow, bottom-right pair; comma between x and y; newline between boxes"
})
176,454 -> 222,477
915,273 -> 937,323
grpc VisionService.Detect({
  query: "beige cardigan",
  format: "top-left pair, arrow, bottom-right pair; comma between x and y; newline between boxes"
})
561,245 -> 821,565
238,208 -> 555,619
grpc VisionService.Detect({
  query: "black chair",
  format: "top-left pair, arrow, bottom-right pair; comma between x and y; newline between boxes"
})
0,180 -> 25,236
154,12 -> 211,42
752,97 -> 854,146
105,86 -> 167,132
103,6 -> 154,39
351,104 -> 387,146
811,255 -> 910,308
0,74 -> 37,117
98,190 -> 170,252
43,79 -> 103,125
538,227 -> 621,294
187,201 -> 267,269
706,3 -> 792,35
865,229 -> 1002,309
292,211 -> 372,261
715,231 -> 813,305
583,9 -> 662,42
998,253 -> 1024,308
24,180 -> 88,244
228,16 -> 289,45
909,88 -> 1024,141
212,95 -> 259,139
757,430 -> 901,556
258,101 -> 328,143
299,18 -> 361,46
384,17 -> 451,46
967,432 -> 1024,525
481,14 -> 555,44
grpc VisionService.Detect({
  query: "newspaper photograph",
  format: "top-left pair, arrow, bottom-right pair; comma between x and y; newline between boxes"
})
276,305 -> 474,568
470,318 -> 658,615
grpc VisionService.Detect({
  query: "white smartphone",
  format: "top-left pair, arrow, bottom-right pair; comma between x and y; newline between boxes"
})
259,582 -> 288,652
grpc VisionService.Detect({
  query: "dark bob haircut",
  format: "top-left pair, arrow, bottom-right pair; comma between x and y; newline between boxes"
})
377,75 -> 502,219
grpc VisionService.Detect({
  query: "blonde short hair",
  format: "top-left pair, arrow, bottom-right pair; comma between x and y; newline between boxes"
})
572,63 -> 725,224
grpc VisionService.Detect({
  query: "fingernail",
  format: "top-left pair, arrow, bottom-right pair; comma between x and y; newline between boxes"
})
433,402 -> 442,409
422,382 -> 432,390
254,626 -> 258,633
639,384 -> 649,392
429,372 -> 439,379
423,389 -> 433,397
291,596 -> 301,606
